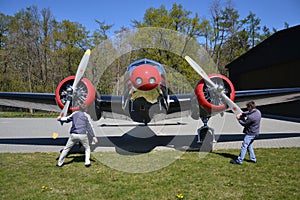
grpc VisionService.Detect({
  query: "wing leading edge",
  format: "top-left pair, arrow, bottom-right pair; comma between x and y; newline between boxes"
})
0,92 -> 59,112
235,88 -> 300,108
0,87 -> 299,120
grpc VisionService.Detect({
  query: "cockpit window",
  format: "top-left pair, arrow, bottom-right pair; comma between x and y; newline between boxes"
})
127,58 -> 166,76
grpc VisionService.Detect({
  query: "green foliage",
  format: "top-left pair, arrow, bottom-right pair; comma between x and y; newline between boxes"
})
0,111 -> 58,118
0,2 -> 284,93
0,6 -> 91,93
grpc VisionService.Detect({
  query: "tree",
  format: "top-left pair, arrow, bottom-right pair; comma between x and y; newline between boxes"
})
5,6 -> 43,92
241,11 -> 261,48
1,6 -> 91,92
209,1 -> 242,69
52,19 -> 90,77
131,3 -> 214,88
90,20 -> 113,47
0,2 -> 285,94
0,13 -> 12,91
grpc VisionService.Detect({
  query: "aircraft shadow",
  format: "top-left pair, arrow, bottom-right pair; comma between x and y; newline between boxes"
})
211,152 -> 259,163
99,122 -> 187,127
95,125 -> 200,155
216,133 -> 300,142
1,128 -> 299,155
212,152 -> 237,160
59,155 -> 97,166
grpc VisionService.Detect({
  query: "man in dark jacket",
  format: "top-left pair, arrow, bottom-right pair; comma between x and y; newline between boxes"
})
231,101 -> 261,165
56,104 -> 98,167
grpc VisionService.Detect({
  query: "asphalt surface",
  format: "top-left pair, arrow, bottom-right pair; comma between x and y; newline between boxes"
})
0,112 -> 299,153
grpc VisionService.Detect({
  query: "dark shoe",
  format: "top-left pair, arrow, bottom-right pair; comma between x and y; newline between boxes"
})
85,164 -> 91,168
230,159 -> 241,165
249,160 -> 257,163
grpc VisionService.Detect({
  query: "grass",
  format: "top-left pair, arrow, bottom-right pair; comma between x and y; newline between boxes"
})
0,111 -> 58,118
0,148 -> 299,200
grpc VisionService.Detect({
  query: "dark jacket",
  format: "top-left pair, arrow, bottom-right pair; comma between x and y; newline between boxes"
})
238,109 -> 261,135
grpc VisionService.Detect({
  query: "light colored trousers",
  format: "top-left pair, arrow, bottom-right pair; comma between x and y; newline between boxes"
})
58,133 -> 91,166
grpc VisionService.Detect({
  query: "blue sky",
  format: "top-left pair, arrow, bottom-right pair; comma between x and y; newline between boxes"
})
1,0 -> 299,35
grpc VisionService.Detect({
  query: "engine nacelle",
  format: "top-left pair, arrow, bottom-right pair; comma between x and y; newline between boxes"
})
55,76 -> 96,113
194,74 -> 235,117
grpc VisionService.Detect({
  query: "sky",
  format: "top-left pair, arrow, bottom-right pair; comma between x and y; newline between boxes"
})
1,0 -> 300,36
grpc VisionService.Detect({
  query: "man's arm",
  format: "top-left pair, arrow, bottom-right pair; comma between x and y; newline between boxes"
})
57,113 -> 73,123
85,113 -> 98,144
238,115 -> 254,127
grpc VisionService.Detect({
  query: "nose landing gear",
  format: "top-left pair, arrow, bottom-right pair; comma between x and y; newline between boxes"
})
197,117 -> 215,152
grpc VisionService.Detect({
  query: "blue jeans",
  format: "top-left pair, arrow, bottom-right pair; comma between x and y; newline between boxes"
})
237,134 -> 257,164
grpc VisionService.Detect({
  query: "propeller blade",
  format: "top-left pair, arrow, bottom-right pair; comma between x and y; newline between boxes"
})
59,49 -> 91,118
72,49 -> 91,89
220,93 -> 243,115
185,55 -> 243,115
60,100 -> 70,117
184,56 -> 216,88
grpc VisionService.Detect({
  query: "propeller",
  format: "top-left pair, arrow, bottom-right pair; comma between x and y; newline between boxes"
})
60,49 -> 91,118
185,56 -> 243,115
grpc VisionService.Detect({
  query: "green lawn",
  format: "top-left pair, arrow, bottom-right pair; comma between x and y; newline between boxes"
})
0,111 -> 58,118
0,148 -> 299,200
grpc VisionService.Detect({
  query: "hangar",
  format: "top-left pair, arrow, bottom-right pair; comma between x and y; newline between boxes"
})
225,25 -> 300,121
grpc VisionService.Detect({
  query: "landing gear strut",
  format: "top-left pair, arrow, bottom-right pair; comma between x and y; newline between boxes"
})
197,118 -> 216,144
197,117 -> 216,152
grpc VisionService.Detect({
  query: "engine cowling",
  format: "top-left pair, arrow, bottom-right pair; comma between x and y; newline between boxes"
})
55,76 -> 96,113
194,74 -> 235,116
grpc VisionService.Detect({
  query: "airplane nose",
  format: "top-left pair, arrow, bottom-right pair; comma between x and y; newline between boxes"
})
130,64 -> 161,90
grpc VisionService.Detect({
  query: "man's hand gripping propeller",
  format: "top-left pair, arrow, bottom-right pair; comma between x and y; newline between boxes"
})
184,56 -> 243,115
58,49 -> 91,125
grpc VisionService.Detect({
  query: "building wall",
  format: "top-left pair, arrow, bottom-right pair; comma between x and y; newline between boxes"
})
226,25 -> 300,120
227,25 -> 300,90
235,59 -> 300,90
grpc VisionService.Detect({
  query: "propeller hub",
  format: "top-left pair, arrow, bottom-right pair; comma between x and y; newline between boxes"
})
66,87 -> 73,94
216,85 -> 224,93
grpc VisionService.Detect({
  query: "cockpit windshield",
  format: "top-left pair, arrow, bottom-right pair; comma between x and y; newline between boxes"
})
127,58 -> 166,76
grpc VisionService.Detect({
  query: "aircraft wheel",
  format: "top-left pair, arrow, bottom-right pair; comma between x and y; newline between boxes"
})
198,127 -> 214,152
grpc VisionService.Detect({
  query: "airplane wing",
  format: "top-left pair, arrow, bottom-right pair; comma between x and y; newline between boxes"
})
167,88 -> 300,109
1,87 -> 298,153
96,87 -> 300,121
0,87 -> 299,119
0,92 -> 59,112
166,87 -> 300,121
234,88 -> 300,108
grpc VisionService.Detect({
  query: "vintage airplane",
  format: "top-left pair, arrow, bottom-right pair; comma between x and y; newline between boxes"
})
53,49 -> 242,140
1,49 -> 300,144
